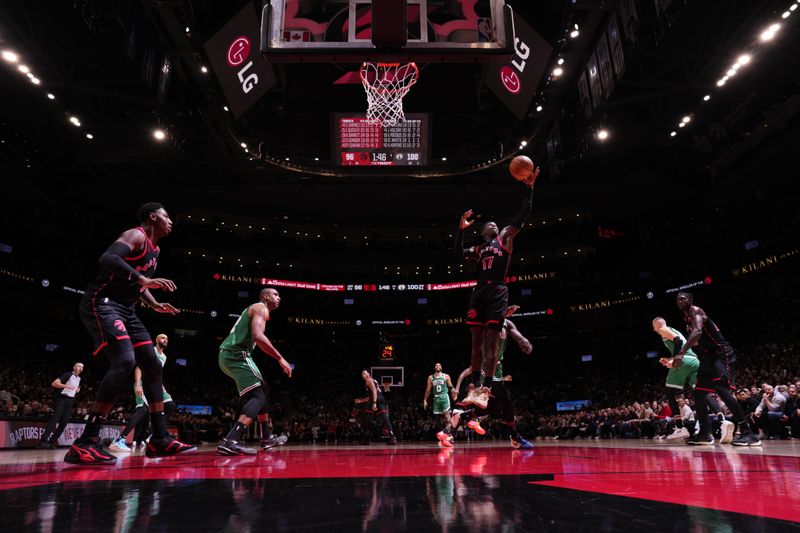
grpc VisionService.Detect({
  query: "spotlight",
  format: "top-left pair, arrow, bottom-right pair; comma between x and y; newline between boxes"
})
240,142 -> 247,148
703,94 -> 711,101
1,50 -> 19,63
792,4 -> 798,11
69,116 -> 81,127
678,122 -> 685,128
536,105 -> 543,112
760,24 -> 780,41
86,133 -> 94,139
570,29 -> 579,38
520,140 -> 528,147
314,157 -> 319,161
153,129 -> 166,140
185,26 -> 191,33
17,64 -> 29,73
681,116 -> 691,123
716,78 -> 726,87
41,279 -> 50,288
726,69 -> 736,77
736,54 -> 751,65
557,58 -> 564,65
782,11 -> 790,18
597,129 -> 609,140
47,93 -> 55,100
30,77 -> 40,85
552,67 -> 563,77
441,157 -> 447,161
223,106 -> 229,111
200,66 -> 208,73
26,72 -> 33,79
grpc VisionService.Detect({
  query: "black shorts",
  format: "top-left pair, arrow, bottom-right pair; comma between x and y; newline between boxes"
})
362,397 -> 388,416
696,345 -> 736,391
466,283 -> 508,330
79,295 -> 152,358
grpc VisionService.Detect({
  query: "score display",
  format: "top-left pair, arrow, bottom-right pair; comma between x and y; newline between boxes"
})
333,113 -> 430,166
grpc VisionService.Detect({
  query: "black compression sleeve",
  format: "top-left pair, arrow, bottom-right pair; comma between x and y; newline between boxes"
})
672,336 -> 684,354
99,241 -> 144,282
509,186 -> 534,230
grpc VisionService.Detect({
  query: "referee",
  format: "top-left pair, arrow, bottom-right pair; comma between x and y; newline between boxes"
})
39,362 -> 84,449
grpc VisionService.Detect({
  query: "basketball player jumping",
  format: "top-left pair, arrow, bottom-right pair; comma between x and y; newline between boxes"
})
218,288 -> 292,455
70,202 -> 193,464
423,363 -> 455,428
673,292 -> 760,446
438,306 -> 534,449
454,168 -> 539,408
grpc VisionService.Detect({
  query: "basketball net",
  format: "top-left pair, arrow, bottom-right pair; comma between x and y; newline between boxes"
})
360,62 -> 419,127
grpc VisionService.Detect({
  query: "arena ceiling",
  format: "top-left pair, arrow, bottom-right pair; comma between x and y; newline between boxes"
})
0,0 -> 797,223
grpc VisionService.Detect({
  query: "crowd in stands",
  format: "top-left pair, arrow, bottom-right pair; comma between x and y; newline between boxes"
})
2,331 -> 797,446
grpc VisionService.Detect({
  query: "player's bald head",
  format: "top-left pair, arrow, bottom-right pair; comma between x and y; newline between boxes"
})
260,287 -> 278,299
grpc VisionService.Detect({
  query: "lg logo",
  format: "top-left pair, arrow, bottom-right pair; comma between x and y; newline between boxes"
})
226,36 -> 258,94
226,36 -> 251,66
500,37 -> 531,95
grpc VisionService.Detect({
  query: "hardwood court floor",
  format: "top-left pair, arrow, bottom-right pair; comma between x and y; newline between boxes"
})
0,440 -> 798,531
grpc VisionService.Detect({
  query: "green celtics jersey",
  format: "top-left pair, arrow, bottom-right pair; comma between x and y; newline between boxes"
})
431,374 -> 449,399
220,304 -> 265,354
662,327 -> 696,357
134,348 -> 173,404
493,335 -> 508,381
155,349 -> 173,402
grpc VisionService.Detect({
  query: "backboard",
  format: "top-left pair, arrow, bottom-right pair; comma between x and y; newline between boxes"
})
261,0 -> 513,62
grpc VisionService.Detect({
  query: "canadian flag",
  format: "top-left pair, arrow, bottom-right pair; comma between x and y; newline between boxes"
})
283,31 -> 311,42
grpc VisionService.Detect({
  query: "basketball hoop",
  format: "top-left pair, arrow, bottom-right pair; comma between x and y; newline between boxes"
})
360,62 -> 419,126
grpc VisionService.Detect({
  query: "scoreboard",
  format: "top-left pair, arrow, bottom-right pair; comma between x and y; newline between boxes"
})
333,113 -> 430,166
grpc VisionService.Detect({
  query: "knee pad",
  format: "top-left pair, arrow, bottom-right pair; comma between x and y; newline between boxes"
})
241,387 -> 267,419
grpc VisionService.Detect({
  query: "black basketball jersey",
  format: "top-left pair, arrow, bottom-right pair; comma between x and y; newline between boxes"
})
366,378 -> 385,401
684,310 -> 730,354
473,237 -> 511,284
85,227 -> 160,306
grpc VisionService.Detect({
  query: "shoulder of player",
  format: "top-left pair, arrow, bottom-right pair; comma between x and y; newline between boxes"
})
116,227 -> 147,249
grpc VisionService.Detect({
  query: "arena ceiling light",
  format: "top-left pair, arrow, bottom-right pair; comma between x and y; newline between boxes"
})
681,116 -> 691,124
200,66 -> 208,73
703,94 -> 711,101
85,133 -> 94,139
736,54 -> 752,65
46,93 -> 55,100
596,129 -> 609,141
30,77 -> 40,85
535,105 -> 543,112
17,64 -> 29,73
760,23 -> 781,41
153,129 -> 166,140
569,24 -> 580,39
69,116 -> 81,127
1,50 -> 18,63
552,67 -> 563,78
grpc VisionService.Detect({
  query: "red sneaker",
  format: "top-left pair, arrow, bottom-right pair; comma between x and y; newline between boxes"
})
436,431 -> 454,448
467,419 -> 486,435
145,437 -> 195,458
64,441 -> 117,465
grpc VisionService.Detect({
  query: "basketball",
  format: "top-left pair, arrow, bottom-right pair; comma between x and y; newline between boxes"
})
509,156 -> 534,182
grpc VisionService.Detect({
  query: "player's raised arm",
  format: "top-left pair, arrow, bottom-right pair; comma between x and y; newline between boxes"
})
499,166 -> 540,251
453,210 -> 479,261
